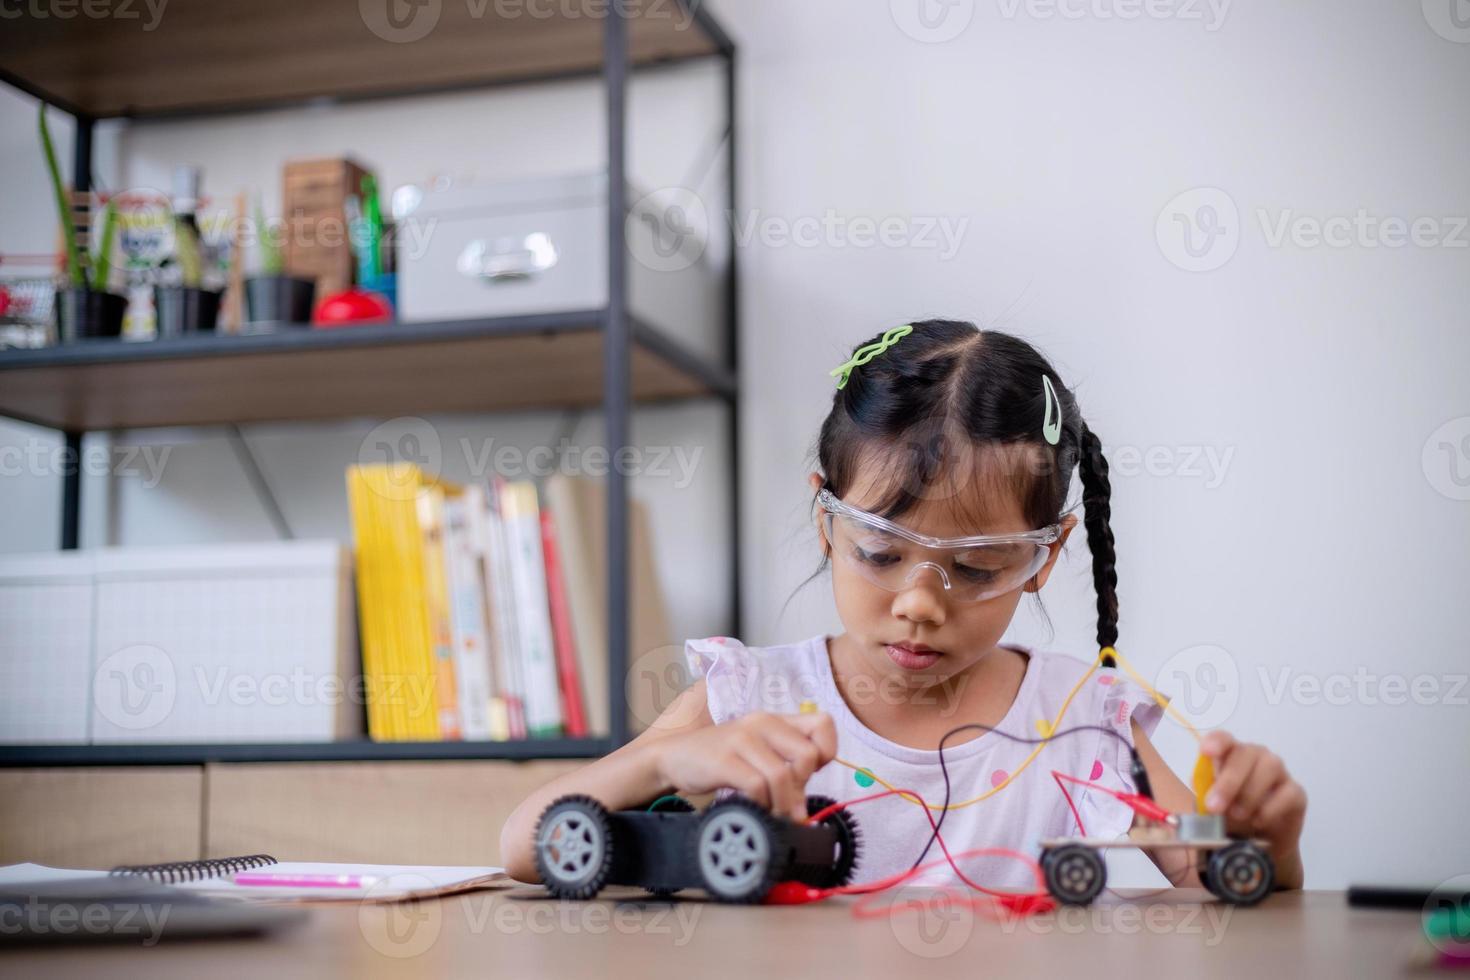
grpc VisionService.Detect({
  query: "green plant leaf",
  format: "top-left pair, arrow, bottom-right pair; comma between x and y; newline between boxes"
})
39,104 -> 85,289
91,198 -> 118,291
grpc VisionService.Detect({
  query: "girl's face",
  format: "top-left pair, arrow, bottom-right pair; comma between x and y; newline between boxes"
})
809,461 -> 1077,689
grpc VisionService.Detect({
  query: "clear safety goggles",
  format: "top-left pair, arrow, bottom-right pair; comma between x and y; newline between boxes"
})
816,489 -> 1062,603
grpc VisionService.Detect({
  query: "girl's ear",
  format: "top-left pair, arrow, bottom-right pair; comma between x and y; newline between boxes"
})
808,471 -> 831,556
1024,512 -> 1079,593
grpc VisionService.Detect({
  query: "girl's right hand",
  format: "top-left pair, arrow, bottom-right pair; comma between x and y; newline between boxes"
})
648,711 -> 838,821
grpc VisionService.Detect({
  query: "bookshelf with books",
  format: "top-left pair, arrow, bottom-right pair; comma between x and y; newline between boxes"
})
0,2 -> 739,766
346,464 -> 675,749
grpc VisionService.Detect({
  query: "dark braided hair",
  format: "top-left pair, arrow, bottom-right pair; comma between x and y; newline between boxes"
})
804,319 -> 1120,659
1077,426 -> 1118,661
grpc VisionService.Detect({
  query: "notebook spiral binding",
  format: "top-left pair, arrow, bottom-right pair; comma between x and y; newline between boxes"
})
109,854 -> 278,883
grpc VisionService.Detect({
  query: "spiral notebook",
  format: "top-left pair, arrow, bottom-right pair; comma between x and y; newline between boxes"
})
3,857 -> 507,903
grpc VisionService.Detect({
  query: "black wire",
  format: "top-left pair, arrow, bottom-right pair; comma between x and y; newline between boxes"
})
909,721 -> 1134,872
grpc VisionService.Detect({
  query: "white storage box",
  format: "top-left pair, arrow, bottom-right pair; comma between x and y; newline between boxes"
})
0,552 -> 95,744
397,172 -> 726,366
0,541 -> 360,744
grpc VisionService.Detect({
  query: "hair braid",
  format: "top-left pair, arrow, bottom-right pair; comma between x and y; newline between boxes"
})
1078,425 -> 1119,664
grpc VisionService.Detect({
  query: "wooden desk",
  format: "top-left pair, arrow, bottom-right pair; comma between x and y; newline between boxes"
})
0,888 -> 1426,977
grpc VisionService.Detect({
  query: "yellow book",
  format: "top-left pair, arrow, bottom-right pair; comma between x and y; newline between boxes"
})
345,470 -> 380,737
346,467 -> 396,739
393,469 -> 440,741
349,463 -> 447,741
372,464 -> 414,741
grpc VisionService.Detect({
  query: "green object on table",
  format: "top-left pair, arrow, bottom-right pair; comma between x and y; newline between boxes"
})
1425,904 -> 1470,942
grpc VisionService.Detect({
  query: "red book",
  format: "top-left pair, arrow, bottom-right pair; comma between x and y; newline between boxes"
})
540,506 -> 588,737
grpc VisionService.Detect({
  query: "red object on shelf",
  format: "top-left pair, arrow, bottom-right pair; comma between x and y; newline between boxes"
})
313,287 -> 392,328
540,506 -> 588,737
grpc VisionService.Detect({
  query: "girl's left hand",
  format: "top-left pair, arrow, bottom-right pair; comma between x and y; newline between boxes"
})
1200,730 -> 1307,888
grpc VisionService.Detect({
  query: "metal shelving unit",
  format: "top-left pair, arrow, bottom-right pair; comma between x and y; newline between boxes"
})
0,1 -> 739,765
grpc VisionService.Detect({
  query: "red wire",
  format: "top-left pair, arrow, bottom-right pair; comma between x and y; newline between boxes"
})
803,788 -> 1050,911
790,772 -> 1176,919
1051,770 -> 1174,825
1052,770 -> 1089,836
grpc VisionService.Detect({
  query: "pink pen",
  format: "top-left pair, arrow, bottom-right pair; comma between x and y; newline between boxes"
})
232,872 -> 380,889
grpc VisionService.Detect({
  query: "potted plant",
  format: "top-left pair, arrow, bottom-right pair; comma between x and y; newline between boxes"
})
41,105 -> 127,343
244,200 -> 314,325
154,204 -> 222,337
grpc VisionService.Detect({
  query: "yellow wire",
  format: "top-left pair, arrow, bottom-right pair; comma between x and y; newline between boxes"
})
1107,647 -> 1203,742
830,644 -> 1197,812
831,647 -> 1101,811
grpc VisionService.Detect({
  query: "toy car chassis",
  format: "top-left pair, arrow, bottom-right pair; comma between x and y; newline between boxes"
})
1038,814 -> 1275,906
534,793 -> 862,904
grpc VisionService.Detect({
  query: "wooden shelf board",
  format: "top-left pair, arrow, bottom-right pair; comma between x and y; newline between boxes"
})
0,737 -> 615,766
0,0 -> 723,119
0,312 -> 731,431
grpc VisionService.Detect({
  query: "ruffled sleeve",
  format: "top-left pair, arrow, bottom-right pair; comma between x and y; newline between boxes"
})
683,636 -> 755,726
1073,668 -> 1167,839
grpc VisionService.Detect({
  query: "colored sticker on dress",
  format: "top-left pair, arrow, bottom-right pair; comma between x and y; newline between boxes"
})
853,768 -> 875,788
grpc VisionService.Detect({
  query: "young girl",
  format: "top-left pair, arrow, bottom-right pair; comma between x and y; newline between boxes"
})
500,320 -> 1306,892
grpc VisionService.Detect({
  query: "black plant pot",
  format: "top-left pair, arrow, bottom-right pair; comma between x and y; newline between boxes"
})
56,287 -> 128,343
245,274 -> 315,325
154,286 -> 222,337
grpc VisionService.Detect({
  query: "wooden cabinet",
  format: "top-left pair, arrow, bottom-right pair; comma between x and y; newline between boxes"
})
0,767 -> 204,867
1,761 -> 581,869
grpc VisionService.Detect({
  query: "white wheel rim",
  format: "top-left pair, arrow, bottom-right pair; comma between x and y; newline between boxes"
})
699,810 -> 771,897
539,810 -> 603,885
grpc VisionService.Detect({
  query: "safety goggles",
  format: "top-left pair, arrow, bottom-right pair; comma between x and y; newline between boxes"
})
816,489 -> 1062,603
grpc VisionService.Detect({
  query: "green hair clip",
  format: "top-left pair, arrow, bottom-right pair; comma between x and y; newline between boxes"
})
829,324 -> 914,389
1042,374 -> 1062,445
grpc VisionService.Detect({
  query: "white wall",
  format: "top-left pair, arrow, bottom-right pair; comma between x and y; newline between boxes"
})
3,0 -> 1467,888
716,0 -> 1470,889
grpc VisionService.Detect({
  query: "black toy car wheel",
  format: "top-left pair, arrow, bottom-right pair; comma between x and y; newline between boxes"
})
802,795 -> 862,888
1202,841 -> 1274,906
694,796 -> 788,903
534,795 -> 615,900
1041,844 -> 1107,905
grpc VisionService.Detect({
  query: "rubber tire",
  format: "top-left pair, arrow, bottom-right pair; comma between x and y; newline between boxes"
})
693,796 -> 788,904
534,794 -> 615,900
1203,841 -> 1274,906
801,794 -> 863,888
1041,844 -> 1107,906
